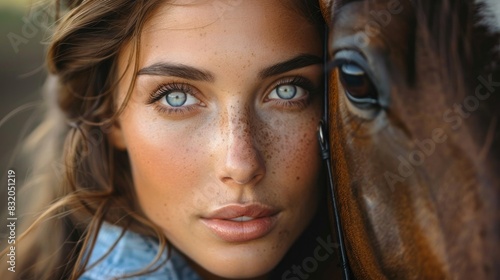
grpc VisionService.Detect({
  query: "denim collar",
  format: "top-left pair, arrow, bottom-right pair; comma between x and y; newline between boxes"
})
80,223 -> 201,280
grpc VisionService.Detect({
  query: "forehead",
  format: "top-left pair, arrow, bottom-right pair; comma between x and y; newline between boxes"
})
144,0 -> 317,32
136,0 -> 322,69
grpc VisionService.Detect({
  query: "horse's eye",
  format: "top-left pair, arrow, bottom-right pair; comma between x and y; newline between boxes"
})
338,63 -> 379,107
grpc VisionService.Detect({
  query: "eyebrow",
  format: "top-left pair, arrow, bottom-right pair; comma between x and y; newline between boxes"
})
259,54 -> 323,78
137,63 -> 215,81
137,53 -> 322,81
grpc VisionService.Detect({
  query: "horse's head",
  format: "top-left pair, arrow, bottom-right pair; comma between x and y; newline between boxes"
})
321,0 -> 500,278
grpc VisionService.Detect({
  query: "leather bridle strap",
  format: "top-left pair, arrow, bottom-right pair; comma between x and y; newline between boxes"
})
317,27 -> 352,280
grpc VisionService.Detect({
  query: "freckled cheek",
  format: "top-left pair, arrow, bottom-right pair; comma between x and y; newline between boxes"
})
122,121 -> 202,222
262,113 -> 322,201
262,109 -> 321,173
268,120 -> 322,237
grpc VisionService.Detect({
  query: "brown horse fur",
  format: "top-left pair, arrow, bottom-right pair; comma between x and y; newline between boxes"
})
320,0 -> 500,279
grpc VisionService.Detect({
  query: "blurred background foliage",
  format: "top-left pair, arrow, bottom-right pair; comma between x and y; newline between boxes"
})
0,0 -> 49,218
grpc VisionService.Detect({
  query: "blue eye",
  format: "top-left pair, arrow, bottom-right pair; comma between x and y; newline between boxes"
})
148,83 -> 206,116
161,91 -> 199,108
269,84 -> 307,101
276,85 -> 297,99
166,91 -> 188,107
153,84 -> 200,109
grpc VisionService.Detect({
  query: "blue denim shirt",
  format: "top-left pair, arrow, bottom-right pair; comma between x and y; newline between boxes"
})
80,223 -> 202,280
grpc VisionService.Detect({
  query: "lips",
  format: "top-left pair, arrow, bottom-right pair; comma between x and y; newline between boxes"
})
201,204 -> 280,243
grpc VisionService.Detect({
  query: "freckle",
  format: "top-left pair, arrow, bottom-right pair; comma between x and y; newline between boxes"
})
296,176 -> 300,181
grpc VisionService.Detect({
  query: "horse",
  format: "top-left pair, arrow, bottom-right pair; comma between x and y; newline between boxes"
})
319,0 -> 500,279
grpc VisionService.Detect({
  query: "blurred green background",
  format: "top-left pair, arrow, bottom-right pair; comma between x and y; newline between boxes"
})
0,0 -> 48,215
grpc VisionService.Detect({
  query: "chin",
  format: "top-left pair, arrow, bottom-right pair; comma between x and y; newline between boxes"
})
204,261 -> 275,279
193,243 -> 286,279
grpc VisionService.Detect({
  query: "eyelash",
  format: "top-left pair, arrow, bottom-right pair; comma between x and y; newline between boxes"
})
147,82 -> 200,116
266,76 -> 316,109
147,76 -> 317,115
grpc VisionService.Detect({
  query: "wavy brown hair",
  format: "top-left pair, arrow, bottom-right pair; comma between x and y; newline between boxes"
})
1,1 -> 166,279
0,1 -> 328,279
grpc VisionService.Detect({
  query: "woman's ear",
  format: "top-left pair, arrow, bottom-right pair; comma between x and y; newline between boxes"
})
108,121 -> 127,150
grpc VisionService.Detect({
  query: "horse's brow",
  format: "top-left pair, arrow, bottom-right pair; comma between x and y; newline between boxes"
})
333,0 -> 364,14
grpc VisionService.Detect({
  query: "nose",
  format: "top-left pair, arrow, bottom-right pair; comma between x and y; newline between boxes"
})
216,106 -> 266,187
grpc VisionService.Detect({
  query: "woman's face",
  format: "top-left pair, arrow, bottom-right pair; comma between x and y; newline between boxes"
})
114,0 -> 323,278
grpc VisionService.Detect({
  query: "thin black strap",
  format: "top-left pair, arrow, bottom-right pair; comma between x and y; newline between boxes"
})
318,27 -> 352,280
